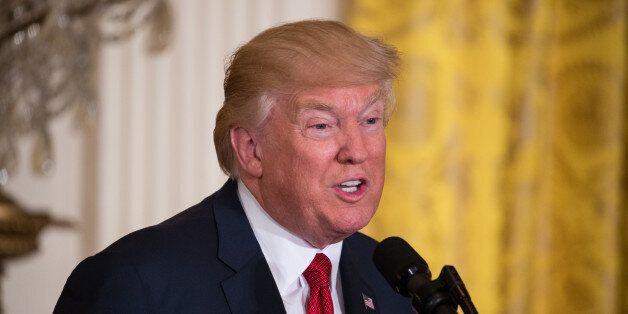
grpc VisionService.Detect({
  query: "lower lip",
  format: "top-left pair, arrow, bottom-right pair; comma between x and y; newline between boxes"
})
333,183 -> 368,202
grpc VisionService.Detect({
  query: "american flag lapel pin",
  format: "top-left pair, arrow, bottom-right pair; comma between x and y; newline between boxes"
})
362,293 -> 375,310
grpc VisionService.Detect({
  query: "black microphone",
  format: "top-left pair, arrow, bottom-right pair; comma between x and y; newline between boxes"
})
373,237 -> 478,314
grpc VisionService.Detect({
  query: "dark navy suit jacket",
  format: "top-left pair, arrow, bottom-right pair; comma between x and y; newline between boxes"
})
55,180 -> 413,313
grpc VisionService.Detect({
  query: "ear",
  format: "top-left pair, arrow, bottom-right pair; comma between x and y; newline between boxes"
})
230,127 -> 263,178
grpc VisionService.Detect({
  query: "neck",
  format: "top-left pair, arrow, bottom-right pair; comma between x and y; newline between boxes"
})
238,176 -> 341,249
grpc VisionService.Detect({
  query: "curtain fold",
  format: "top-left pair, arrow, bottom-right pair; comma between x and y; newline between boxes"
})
348,1 -> 625,313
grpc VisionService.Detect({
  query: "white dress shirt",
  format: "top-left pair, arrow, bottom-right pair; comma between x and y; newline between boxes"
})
237,180 -> 344,314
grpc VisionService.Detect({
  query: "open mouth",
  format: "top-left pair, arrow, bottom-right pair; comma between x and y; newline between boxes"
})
337,179 -> 365,193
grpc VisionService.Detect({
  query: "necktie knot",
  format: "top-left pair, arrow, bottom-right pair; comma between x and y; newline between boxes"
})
303,253 -> 334,314
303,253 -> 332,287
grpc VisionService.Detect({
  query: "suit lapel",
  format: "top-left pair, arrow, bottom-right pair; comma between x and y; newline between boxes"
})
213,180 -> 285,314
341,241 -> 380,314
220,255 -> 286,314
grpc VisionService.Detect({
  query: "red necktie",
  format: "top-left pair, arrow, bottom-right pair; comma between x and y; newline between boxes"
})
303,253 -> 334,314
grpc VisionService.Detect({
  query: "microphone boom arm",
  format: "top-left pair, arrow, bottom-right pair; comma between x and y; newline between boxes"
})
412,265 -> 478,314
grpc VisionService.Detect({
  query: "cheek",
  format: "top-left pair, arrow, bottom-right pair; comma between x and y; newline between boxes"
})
294,142 -> 340,170
370,136 -> 387,164
369,137 -> 387,190
261,131 -> 300,170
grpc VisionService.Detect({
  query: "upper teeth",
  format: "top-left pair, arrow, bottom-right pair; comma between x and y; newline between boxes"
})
340,180 -> 361,187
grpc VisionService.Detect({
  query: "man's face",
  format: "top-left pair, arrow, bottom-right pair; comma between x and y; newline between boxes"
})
255,84 -> 387,248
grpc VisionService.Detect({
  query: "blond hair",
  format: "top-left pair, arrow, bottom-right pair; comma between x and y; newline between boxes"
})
214,20 -> 399,177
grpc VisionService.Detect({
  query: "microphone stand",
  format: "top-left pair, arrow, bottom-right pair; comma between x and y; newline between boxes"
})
409,266 -> 477,314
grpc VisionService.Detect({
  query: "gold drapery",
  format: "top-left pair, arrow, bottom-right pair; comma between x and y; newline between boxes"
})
348,1 -> 625,313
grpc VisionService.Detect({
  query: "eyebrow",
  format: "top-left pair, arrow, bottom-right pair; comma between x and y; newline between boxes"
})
294,87 -> 385,118
360,88 -> 385,115
298,102 -> 335,113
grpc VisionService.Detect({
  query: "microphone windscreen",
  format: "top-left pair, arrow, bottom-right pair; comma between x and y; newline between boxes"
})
373,236 -> 429,292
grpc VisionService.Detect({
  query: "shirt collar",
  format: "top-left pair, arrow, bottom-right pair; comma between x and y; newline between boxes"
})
237,180 -> 343,295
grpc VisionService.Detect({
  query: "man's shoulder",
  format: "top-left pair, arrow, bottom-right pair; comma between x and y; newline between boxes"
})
100,194 -> 217,259
70,193 -> 222,294
55,184 -> 238,312
93,179 -> 239,264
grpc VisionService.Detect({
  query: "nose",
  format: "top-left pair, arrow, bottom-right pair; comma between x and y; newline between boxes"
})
336,125 -> 368,164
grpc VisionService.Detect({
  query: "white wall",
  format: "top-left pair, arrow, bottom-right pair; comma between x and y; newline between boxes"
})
3,1 -> 340,312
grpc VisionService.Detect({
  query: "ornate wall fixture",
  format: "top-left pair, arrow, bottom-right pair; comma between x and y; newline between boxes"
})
0,0 -> 172,180
0,1 -> 171,308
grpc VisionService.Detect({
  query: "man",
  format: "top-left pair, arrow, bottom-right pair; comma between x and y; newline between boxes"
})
55,20 -> 413,313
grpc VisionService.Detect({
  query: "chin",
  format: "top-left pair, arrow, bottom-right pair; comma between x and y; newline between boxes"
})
334,207 -> 376,235
313,212 -> 375,248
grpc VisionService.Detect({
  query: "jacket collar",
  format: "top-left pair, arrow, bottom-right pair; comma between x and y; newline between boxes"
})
213,179 -> 286,314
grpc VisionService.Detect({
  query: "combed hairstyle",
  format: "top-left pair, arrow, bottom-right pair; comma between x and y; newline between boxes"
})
214,19 -> 400,178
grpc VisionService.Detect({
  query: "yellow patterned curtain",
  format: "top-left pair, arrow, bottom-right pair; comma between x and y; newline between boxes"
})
348,1 -> 625,313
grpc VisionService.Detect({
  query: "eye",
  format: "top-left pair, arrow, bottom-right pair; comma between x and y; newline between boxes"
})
312,123 -> 329,130
365,117 -> 380,125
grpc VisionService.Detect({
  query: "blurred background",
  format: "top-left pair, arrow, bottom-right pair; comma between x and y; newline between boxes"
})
0,0 -> 624,313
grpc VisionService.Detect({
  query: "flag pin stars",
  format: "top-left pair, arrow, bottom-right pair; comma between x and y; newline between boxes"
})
362,293 -> 375,310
